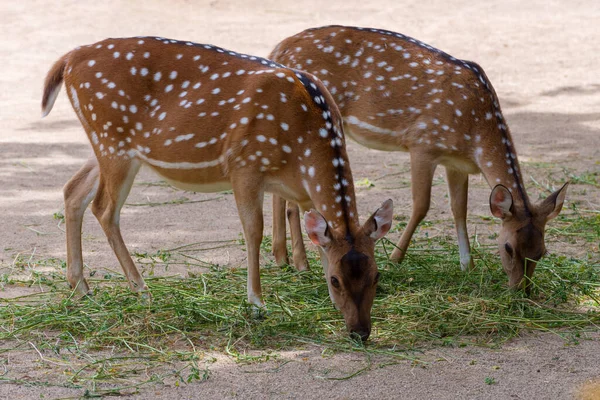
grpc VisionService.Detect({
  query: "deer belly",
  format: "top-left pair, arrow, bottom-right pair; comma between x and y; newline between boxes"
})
142,163 -> 232,193
343,119 -> 408,152
438,155 -> 480,174
164,179 -> 232,193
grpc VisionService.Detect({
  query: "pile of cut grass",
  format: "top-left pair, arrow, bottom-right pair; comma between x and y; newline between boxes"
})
0,210 -> 598,394
4,244 -> 597,350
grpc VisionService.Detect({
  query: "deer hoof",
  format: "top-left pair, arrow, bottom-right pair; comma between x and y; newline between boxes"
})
70,279 -> 91,298
251,303 -> 268,319
139,290 -> 152,303
390,248 -> 406,263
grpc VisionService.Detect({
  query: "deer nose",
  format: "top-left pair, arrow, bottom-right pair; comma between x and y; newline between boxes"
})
350,329 -> 370,342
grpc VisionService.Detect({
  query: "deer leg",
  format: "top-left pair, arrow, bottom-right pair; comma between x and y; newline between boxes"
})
286,203 -> 308,271
390,153 -> 436,262
233,178 -> 265,308
63,158 -> 100,294
272,194 -> 289,266
91,159 -> 147,293
446,168 -> 474,271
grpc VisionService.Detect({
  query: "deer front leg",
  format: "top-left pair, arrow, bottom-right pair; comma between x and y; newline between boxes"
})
233,178 -> 265,308
286,203 -> 308,271
64,158 -> 100,295
390,152 -> 437,262
446,168 -> 474,271
272,194 -> 289,266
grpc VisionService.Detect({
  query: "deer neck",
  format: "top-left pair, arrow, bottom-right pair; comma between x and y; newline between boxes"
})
284,73 -> 362,236
287,125 -> 360,234
307,157 -> 359,234
476,124 -> 531,211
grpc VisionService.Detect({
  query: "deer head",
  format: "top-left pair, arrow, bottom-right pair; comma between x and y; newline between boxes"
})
304,199 -> 393,341
490,182 -> 569,293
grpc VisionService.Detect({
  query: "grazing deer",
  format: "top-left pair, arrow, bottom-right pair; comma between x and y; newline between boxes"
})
41,36 -> 394,340
269,26 -> 568,293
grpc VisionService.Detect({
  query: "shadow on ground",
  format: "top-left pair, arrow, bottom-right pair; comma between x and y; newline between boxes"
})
505,110 -> 600,162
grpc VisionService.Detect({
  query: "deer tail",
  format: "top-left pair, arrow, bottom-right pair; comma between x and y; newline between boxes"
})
41,54 -> 69,117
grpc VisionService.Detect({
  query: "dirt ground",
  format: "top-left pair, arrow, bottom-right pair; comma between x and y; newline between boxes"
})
1,0 -> 600,398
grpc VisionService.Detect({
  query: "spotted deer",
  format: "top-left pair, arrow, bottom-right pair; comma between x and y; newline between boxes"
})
41,36 -> 394,340
269,26 -> 569,293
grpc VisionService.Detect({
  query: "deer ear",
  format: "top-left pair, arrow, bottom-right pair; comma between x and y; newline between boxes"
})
490,185 -> 513,219
304,210 -> 332,246
539,182 -> 569,221
364,199 -> 394,240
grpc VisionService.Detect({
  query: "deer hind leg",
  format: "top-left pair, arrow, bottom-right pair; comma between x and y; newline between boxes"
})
446,168 -> 474,271
63,157 -> 100,294
272,194 -> 289,266
390,152 -> 437,262
286,202 -> 308,271
272,195 -> 308,271
91,159 -> 147,293
232,176 -> 265,308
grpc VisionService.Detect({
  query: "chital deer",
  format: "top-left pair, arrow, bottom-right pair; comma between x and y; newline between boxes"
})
41,36 -> 394,340
269,26 -> 569,293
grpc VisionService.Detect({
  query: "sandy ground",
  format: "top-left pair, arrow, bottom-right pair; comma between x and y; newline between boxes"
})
1,0 -> 600,398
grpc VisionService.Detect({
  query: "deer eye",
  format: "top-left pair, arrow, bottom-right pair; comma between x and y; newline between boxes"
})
505,243 -> 514,258
330,276 -> 340,288
374,272 -> 380,285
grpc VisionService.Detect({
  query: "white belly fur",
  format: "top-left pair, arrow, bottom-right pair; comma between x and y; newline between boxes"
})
343,123 -> 408,152
143,165 -> 233,193
165,179 -> 233,193
438,155 -> 480,174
